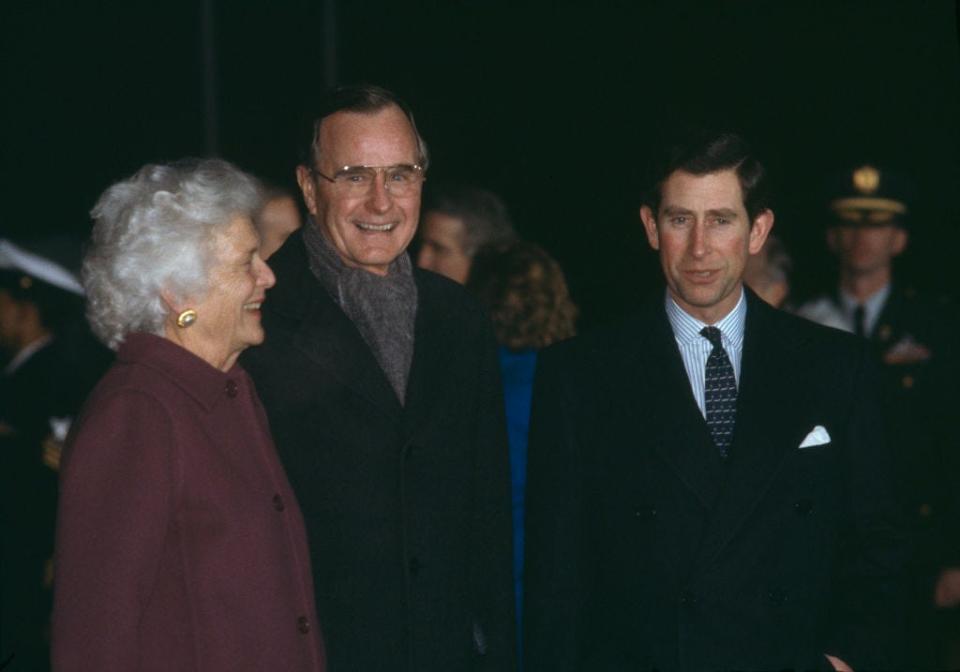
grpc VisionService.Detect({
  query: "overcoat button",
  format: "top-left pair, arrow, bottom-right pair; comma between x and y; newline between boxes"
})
225,380 -> 239,398
272,494 -> 285,512
297,616 -> 310,634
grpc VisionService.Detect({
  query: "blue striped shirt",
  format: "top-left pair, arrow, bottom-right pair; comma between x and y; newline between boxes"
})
664,289 -> 747,418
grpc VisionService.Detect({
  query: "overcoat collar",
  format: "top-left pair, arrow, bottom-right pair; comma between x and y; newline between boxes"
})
265,232 -> 439,428
116,332 -> 244,412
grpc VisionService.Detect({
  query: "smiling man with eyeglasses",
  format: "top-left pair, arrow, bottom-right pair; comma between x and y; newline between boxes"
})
241,84 -> 516,672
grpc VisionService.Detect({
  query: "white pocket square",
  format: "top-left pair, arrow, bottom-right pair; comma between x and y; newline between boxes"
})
799,425 -> 831,449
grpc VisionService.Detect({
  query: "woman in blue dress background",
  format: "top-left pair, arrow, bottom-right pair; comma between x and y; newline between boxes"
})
468,240 -> 577,662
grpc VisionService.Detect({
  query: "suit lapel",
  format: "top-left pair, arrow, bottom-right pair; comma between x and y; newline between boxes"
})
695,292 -> 812,564
635,301 -> 724,509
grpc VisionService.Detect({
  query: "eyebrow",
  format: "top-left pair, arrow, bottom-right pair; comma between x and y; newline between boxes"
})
660,206 -> 695,216
659,206 -> 740,219
706,208 -> 739,218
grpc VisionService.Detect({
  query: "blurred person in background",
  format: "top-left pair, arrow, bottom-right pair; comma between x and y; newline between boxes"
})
52,158 -> 326,672
742,234 -> 791,308
0,239 -> 101,672
256,182 -> 303,259
796,164 -> 960,667
417,184 -> 516,284
466,240 -> 577,658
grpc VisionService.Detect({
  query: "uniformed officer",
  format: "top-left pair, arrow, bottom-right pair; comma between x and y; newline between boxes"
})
796,165 -> 960,666
0,238 -> 113,671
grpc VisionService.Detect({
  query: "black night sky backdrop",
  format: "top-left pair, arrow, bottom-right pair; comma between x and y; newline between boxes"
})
4,1 -> 959,328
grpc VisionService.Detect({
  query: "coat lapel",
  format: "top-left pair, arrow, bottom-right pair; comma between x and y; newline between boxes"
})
270,234 -> 403,423
400,272 -> 445,436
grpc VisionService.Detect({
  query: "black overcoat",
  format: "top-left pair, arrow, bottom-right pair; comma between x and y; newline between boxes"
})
524,289 -> 910,672
242,233 -> 515,672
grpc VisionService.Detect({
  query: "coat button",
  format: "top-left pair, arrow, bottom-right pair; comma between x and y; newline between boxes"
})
272,494 -> 285,512
297,616 -> 310,634
794,499 -> 813,515
225,380 -> 239,398
408,556 -> 422,577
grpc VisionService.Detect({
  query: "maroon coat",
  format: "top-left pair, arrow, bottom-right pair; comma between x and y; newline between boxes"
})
52,333 -> 326,672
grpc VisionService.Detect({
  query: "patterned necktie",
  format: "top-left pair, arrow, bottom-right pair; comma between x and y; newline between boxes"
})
701,326 -> 737,458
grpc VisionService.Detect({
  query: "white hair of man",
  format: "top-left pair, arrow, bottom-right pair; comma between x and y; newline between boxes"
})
84,158 -> 263,349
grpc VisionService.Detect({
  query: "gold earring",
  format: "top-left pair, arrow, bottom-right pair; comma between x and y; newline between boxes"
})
176,309 -> 197,328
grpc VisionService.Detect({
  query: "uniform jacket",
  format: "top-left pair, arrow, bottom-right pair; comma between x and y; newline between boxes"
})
52,333 -> 326,672
798,288 -> 960,554
798,285 -> 960,664
241,234 -> 515,672
524,289 -> 910,672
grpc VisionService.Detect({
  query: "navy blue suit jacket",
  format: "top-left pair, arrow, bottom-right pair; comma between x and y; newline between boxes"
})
524,289 -> 910,671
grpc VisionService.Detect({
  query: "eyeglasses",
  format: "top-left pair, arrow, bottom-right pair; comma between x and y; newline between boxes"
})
311,163 -> 425,197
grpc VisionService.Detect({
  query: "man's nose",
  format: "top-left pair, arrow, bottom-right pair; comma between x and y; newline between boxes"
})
416,247 -> 433,269
689,222 -> 708,257
366,174 -> 393,212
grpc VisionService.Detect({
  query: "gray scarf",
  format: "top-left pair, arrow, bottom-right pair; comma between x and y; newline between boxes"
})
302,220 -> 418,404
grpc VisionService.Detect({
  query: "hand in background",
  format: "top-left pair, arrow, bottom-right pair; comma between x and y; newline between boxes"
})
826,654 -> 853,671
934,568 -> 960,608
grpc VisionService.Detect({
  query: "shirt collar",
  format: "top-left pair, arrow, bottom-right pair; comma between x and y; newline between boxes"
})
839,282 -> 890,317
665,287 -> 747,350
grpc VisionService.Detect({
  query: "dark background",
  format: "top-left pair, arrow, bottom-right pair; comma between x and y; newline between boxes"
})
3,1 -> 958,328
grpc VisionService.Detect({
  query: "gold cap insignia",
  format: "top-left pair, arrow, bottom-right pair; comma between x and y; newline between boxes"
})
852,165 -> 880,195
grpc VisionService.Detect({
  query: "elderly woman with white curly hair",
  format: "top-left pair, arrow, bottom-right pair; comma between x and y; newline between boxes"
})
51,158 -> 326,672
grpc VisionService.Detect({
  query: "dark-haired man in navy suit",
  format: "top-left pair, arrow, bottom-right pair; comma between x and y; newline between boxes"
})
524,131 -> 909,672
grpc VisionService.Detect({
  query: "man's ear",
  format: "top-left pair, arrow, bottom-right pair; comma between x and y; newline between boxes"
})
639,205 -> 660,251
296,165 -> 319,217
748,209 -> 774,255
891,227 -> 908,256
